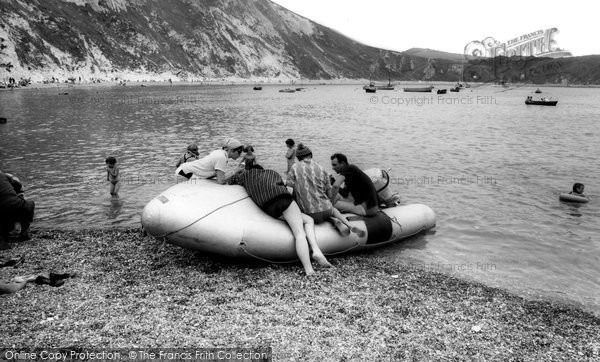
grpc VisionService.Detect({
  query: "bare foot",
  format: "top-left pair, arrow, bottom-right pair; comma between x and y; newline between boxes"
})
350,226 -> 366,238
332,218 -> 350,236
312,252 -> 333,268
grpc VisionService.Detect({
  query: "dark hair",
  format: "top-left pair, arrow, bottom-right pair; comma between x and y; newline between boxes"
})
105,156 -> 117,164
330,153 -> 348,164
243,145 -> 254,153
285,138 -> 295,146
250,164 -> 264,170
573,183 -> 584,193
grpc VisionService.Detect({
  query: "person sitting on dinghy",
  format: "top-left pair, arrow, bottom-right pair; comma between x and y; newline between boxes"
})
229,164 -> 332,276
175,138 -> 244,184
175,143 -> 200,168
330,153 -> 379,217
287,143 -> 365,237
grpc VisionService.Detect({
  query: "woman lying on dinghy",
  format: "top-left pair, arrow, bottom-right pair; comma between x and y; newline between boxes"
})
175,138 -> 244,184
228,165 -> 332,276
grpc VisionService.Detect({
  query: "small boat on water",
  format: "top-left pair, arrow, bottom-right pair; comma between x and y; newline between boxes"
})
449,87 -> 460,92
525,96 -> 558,106
253,86 -> 262,91
377,72 -> 395,90
363,81 -> 377,93
534,88 -> 542,94
377,83 -> 394,90
437,89 -> 447,94
403,86 -> 434,93
279,88 -> 296,93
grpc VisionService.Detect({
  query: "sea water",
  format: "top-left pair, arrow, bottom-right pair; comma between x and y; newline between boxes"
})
1,83 -> 599,314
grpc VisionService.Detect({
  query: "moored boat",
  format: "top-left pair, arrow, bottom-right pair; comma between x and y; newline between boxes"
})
403,86 -> 434,92
525,96 -> 557,106
437,89 -> 447,94
253,86 -> 262,90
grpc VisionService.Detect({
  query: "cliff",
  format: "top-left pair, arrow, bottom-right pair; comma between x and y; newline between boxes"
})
0,0 -> 597,84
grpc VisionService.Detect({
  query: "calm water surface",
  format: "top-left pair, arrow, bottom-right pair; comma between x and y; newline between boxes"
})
1,83 -> 599,314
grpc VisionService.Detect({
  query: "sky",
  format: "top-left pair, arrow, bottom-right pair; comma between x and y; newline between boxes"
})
270,0 -> 597,56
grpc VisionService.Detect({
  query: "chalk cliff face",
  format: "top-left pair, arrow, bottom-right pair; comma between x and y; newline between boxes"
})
0,0 -> 418,82
0,0 -> 595,84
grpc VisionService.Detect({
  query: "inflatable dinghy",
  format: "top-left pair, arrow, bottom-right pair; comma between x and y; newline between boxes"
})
141,179 -> 436,262
559,193 -> 589,203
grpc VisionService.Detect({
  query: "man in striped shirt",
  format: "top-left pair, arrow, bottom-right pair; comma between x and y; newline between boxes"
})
287,144 -> 365,237
228,165 -> 332,276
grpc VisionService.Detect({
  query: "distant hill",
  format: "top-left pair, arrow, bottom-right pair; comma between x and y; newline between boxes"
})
0,0 -> 598,84
462,55 -> 600,85
403,48 -> 470,62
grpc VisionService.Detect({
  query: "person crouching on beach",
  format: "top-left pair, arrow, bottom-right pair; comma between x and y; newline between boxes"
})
228,165 -> 332,276
105,156 -> 120,197
0,171 -> 35,249
175,138 -> 244,184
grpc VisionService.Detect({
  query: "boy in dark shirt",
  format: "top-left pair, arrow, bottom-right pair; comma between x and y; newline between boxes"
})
330,153 -> 379,216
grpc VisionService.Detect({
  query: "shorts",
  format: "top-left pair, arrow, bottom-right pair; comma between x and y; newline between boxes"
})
307,209 -> 333,224
178,170 -> 192,179
110,180 -> 119,185
263,194 -> 294,219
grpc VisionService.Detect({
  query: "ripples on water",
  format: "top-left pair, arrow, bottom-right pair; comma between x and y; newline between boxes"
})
1,83 -> 599,314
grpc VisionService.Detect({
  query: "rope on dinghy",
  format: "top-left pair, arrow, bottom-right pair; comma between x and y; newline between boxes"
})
156,196 -> 251,238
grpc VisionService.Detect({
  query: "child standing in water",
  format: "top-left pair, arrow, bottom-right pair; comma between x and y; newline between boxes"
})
105,156 -> 120,197
285,138 -> 296,175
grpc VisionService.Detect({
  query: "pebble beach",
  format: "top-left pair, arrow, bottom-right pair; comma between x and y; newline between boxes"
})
1,229 -> 599,360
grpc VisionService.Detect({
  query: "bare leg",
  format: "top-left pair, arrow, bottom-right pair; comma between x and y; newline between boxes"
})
113,181 -> 121,197
281,202 -> 315,276
331,208 -> 365,237
300,213 -> 332,268
334,200 -> 366,216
